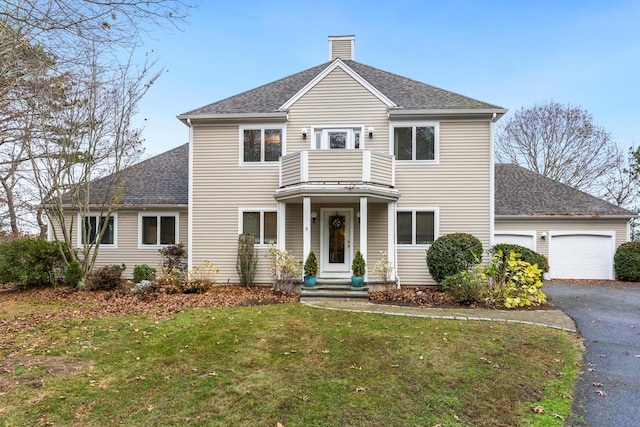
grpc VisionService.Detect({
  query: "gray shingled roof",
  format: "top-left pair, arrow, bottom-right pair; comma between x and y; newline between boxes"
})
66,143 -> 188,206
495,163 -> 635,217
180,59 -> 503,117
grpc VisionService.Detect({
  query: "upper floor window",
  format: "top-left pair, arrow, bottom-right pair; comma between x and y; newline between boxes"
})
79,213 -> 116,247
314,128 -> 361,150
240,209 -> 277,245
242,127 -> 282,163
397,209 -> 437,246
393,123 -> 438,162
139,213 -> 179,247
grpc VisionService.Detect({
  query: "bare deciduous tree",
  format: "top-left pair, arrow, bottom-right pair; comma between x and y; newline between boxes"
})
496,101 -> 619,193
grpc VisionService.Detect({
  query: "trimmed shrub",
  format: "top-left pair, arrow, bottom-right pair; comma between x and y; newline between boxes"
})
491,243 -> 549,272
64,261 -> 83,287
614,242 -> 640,281
426,233 -> 483,284
440,268 -> 485,305
236,234 -> 258,287
0,238 -> 66,288
133,264 -> 156,283
83,264 -> 126,291
303,251 -> 318,277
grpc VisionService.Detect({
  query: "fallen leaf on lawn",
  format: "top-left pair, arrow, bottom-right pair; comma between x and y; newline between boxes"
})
321,349 -> 330,354
147,405 -> 155,412
599,354 -> 606,358
587,368 -> 595,372
277,422 -> 285,427
391,364 -> 399,368
356,386 -> 365,392
532,405 -> 544,414
592,382 -> 603,387
553,414 -> 565,420
596,390 -> 606,396
349,365 -> 362,370
453,415 -> 460,421
300,395 -> 309,401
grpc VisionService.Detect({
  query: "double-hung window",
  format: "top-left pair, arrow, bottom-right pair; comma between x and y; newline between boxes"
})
393,123 -> 438,162
241,127 -> 283,163
240,209 -> 277,245
139,213 -> 178,247
397,209 -> 438,246
80,214 -> 116,247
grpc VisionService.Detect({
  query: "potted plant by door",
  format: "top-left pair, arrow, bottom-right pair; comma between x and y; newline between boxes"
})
303,251 -> 318,287
351,250 -> 366,288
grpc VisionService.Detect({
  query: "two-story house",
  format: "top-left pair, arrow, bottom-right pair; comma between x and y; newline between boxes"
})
176,35 -> 505,286
59,36 -> 634,284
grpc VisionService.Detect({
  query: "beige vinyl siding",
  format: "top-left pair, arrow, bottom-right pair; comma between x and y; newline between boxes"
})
370,153 -> 394,186
281,151 -> 301,187
367,203 -> 389,278
286,67 -> 389,154
191,125 -> 281,284
330,39 -> 353,60
55,208 -> 188,277
307,150 -> 361,182
495,217 -> 631,259
395,121 -> 492,286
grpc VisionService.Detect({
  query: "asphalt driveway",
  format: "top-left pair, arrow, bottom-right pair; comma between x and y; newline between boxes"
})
544,281 -> 640,426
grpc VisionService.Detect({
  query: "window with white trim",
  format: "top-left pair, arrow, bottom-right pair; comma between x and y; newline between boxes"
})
241,127 -> 282,163
241,210 -> 277,245
313,128 -> 362,149
397,209 -> 436,245
392,123 -> 438,162
79,214 -> 116,247
139,213 -> 178,247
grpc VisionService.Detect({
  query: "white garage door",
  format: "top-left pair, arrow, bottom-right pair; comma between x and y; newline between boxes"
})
548,233 -> 615,280
494,233 -> 535,250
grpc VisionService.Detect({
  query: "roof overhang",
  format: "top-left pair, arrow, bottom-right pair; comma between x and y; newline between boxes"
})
496,214 -> 637,220
274,183 -> 400,203
178,112 -> 288,126
389,108 -> 507,121
60,203 -> 189,210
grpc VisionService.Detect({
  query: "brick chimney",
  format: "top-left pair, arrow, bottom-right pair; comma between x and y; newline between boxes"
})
328,35 -> 355,61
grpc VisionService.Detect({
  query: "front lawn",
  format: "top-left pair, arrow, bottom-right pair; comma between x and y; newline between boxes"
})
0,286 -> 581,426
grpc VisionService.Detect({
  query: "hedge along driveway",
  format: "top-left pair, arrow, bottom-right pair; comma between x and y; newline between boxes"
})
545,281 -> 640,427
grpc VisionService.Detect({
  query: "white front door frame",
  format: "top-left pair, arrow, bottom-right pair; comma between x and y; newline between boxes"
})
319,208 -> 354,278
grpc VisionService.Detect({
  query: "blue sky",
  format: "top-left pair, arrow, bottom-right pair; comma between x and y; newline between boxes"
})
136,0 -> 640,157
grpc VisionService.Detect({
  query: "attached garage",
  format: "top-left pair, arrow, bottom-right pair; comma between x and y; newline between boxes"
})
495,164 -> 635,280
548,232 -> 616,280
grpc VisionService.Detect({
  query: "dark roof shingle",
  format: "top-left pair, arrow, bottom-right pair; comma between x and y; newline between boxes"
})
180,59 -> 503,117
495,163 -> 635,217
72,143 -> 188,206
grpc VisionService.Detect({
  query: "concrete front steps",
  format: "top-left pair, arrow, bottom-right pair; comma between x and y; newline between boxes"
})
300,279 -> 369,301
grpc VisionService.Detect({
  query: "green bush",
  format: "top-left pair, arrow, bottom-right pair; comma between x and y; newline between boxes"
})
0,238 -> 66,288
352,250 -> 366,277
84,264 -> 126,291
614,242 -> 640,281
64,261 -> 83,287
133,264 -> 156,283
440,268 -> 485,305
304,251 -> 318,277
484,250 -> 546,309
426,233 -> 483,284
491,244 -> 549,272
236,234 -> 258,287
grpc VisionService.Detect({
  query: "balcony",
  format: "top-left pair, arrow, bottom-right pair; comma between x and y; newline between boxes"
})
279,149 -> 395,188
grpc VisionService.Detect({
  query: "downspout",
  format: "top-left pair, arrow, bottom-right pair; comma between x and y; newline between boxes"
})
187,118 -> 194,273
489,113 -> 496,252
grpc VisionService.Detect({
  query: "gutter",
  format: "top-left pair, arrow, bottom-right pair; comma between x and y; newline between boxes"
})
177,111 -> 288,125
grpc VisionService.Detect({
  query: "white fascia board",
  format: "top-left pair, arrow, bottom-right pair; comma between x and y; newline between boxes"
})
496,214 -> 638,220
177,112 -> 288,124
389,108 -> 507,120
279,59 -> 397,111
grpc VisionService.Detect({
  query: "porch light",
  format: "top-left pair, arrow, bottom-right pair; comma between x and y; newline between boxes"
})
368,127 -> 374,139
301,128 -> 308,140
311,211 -> 317,224
540,232 -> 547,240
356,211 -> 361,223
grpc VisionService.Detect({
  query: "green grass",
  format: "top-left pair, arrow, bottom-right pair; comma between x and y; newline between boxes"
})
0,303 -> 581,426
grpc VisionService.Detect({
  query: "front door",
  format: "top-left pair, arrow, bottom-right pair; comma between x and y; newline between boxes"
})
320,209 -> 353,277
